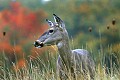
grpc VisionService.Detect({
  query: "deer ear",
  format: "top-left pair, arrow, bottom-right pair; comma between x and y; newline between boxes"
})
53,14 -> 65,28
53,14 -> 62,23
46,19 -> 54,27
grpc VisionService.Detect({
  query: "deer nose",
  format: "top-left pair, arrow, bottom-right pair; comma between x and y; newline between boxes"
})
34,40 -> 44,48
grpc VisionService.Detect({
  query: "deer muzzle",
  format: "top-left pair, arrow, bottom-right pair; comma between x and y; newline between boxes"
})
34,40 -> 44,48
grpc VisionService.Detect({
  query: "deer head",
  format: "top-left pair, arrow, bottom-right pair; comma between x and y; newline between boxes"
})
34,14 -> 67,48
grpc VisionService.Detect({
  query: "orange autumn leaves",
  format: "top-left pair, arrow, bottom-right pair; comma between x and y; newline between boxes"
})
1,2 -> 48,36
0,2 -> 48,70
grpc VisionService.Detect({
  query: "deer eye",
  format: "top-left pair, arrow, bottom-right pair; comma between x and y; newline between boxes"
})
49,29 -> 54,33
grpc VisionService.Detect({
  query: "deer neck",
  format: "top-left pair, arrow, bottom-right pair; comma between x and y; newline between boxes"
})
57,30 -> 72,69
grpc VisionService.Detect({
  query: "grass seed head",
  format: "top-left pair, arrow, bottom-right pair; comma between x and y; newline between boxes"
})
88,27 -> 92,32
3,31 -> 6,36
112,18 -> 116,25
107,25 -> 110,29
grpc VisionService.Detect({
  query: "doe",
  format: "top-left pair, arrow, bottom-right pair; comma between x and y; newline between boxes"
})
34,14 -> 95,80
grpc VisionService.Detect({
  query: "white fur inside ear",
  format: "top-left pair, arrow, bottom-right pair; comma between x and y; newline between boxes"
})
53,16 -> 57,23
47,19 -> 54,27
49,21 -> 54,27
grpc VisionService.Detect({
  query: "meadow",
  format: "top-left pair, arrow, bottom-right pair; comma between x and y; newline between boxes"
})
0,45 -> 120,80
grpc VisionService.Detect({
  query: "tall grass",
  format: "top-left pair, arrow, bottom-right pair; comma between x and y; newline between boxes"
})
0,47 -> 120,80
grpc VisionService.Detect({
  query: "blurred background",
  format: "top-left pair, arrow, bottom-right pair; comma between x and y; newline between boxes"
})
0,0 -> 120,71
